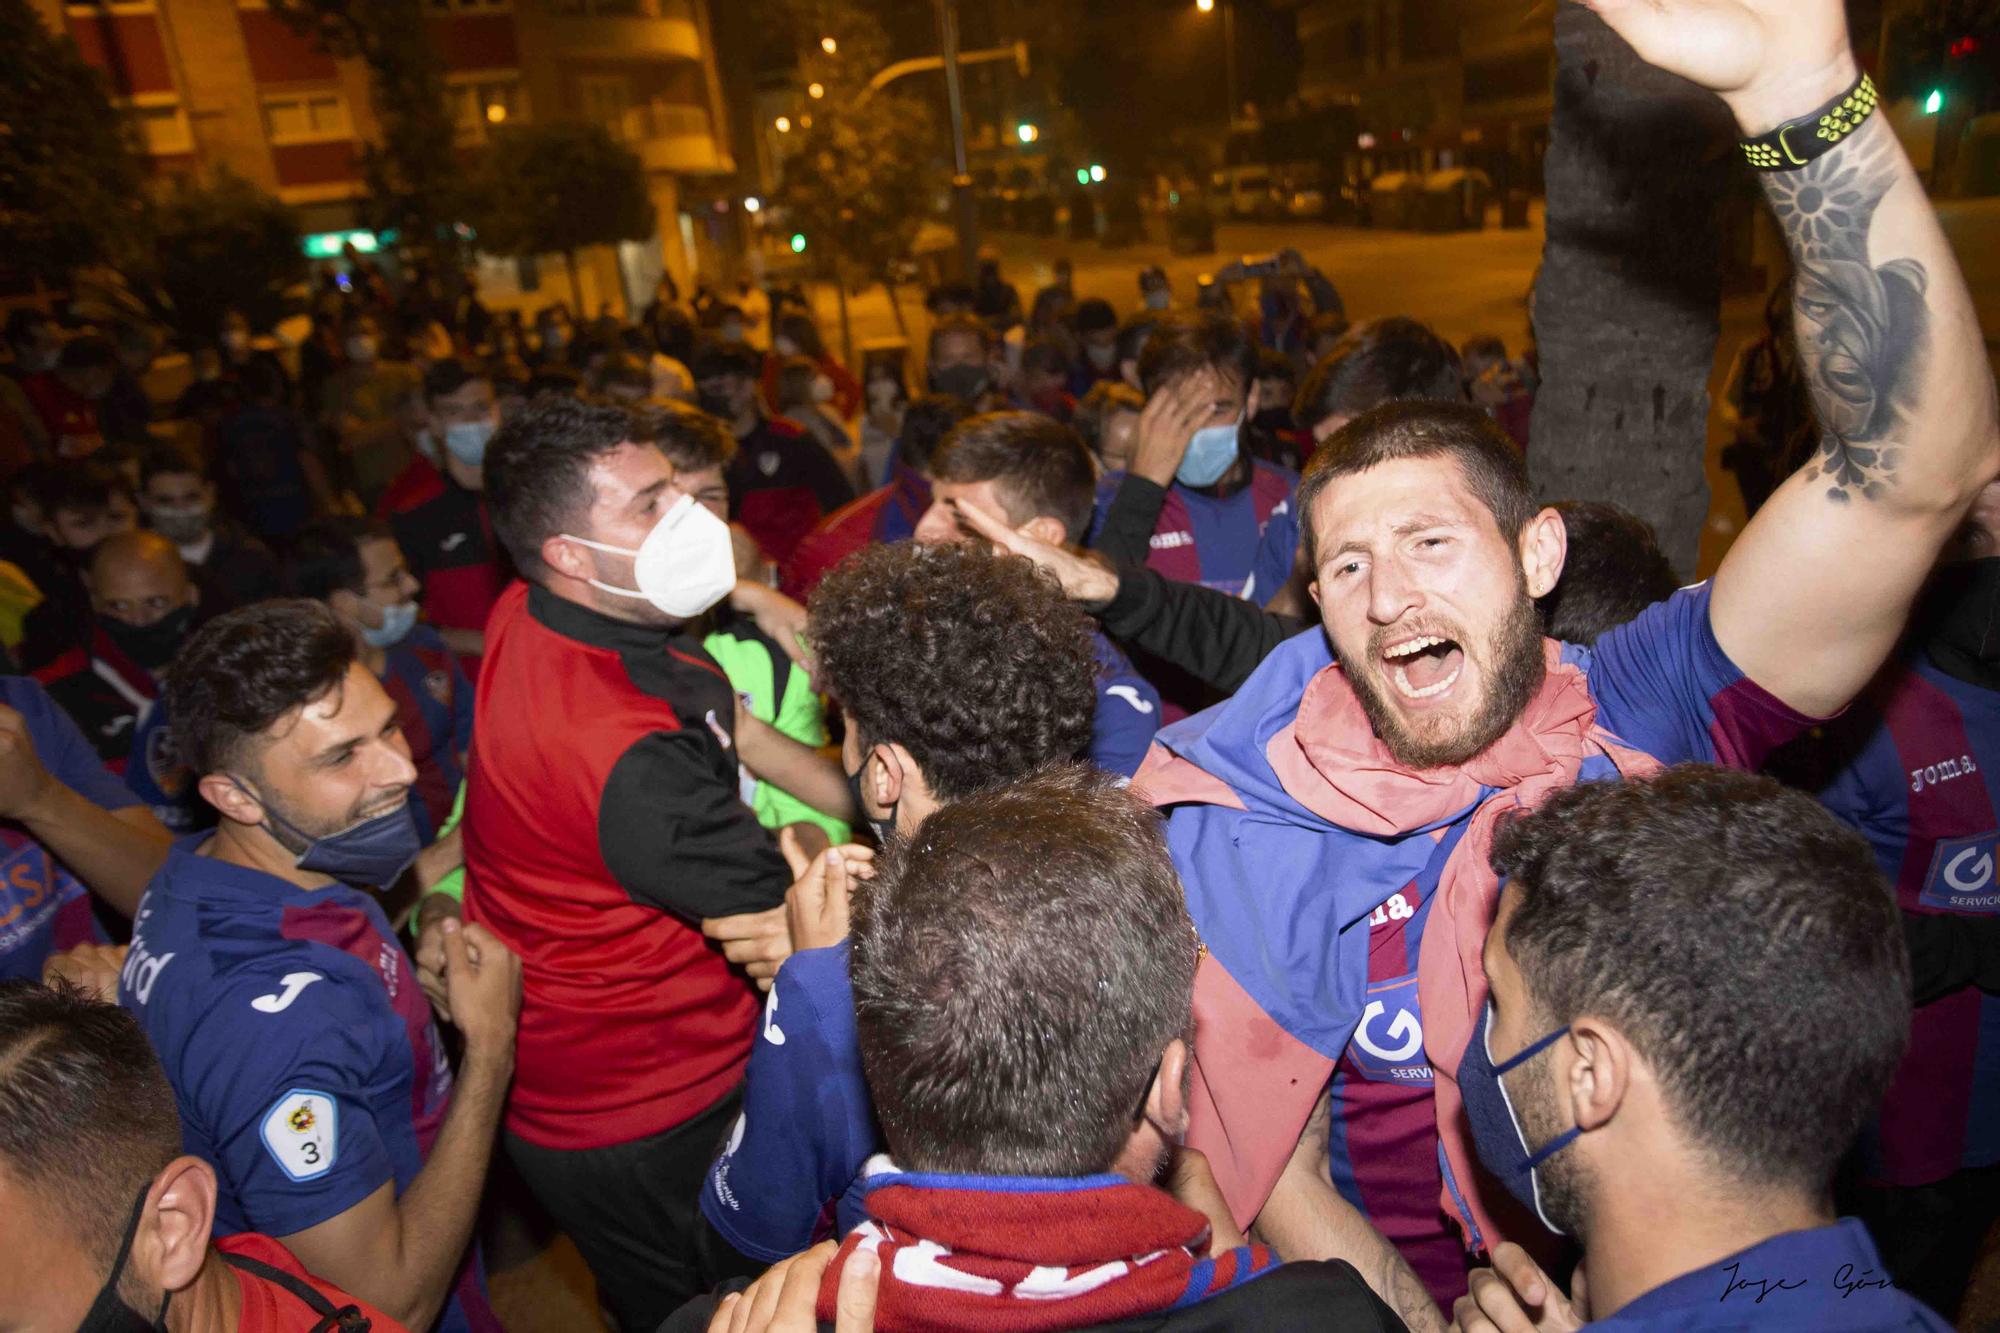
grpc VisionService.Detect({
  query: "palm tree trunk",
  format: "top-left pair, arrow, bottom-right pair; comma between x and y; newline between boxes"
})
1528,2 -> 1736,577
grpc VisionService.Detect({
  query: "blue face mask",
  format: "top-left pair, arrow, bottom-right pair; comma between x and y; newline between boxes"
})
361,600 -> 419,649
1176,419 -> 1241,489
443,419 -> 495,469
1459,1002 -> 1581,1235
241,778 -> 422,889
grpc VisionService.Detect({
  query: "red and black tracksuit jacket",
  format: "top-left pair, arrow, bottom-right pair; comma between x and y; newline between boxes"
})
462,582 -> 789,1150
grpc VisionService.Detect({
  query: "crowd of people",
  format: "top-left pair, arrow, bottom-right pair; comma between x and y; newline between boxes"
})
2,2 -> 1999,1331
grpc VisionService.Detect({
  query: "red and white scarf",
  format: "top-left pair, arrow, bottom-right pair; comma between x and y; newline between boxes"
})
816,1161 -> 1280,1332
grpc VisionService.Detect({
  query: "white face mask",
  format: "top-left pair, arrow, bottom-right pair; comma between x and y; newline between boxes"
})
561,493 -> 736,619
810,374 -> 836,404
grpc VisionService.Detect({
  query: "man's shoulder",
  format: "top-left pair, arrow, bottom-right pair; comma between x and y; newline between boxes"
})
1088,1259 -> 1399,1332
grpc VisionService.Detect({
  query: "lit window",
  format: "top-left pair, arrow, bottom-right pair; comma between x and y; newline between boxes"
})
262,93 -> 352,145
122,102 -> 192,156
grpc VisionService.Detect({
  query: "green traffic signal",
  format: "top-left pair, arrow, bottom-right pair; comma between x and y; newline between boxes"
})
790,232 -> 807,253
1924,88 -> 1944,115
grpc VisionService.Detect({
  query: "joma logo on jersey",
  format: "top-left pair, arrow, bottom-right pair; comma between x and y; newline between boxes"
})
1910,754 -> 1979,793
1148,531 -> 1194,551
1921,832 -> 2000,914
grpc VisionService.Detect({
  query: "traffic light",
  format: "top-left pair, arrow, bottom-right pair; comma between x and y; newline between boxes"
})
790,232 -> 807,254
1924,88 -> 1944,115
1089,164 -> 1106,182
1016,123 -> 1039,144
1075,167 -> 1090,185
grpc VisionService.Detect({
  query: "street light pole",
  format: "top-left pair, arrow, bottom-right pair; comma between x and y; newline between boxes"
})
936,0 -> 981,282
1222,0 -> 1238,128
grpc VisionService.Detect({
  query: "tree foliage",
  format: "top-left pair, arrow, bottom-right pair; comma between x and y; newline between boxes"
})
268,0 -> 463,272
772,0 -> 938,278
129,170 -> 306,343
0,0 -> 146,287
468,122 -> 656,259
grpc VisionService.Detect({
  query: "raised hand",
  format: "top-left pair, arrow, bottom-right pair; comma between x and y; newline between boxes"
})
949,498 -> 1121,606
1576,0 -> 1853,131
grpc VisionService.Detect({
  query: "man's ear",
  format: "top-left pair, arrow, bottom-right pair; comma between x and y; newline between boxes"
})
1565,1016 -> 1630,1135
326,586 -> 362,624
1120,362 -> 1142,392
1243,381 -> 1261,421
1145,1038 -> 1191,1141
184,580 -> 201,610
199,771 -> 265,829
1520,506 -> 1567,601
540,532 -> 594,584
871,743 -> 913,811
138,1156 -> 217,1297
1019,514 -> 1067,547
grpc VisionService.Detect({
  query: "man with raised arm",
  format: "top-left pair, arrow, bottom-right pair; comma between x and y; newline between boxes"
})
1061,0 -> 1998,1324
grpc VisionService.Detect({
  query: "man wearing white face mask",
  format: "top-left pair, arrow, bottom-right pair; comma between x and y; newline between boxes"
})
469,395 -> 850,1330
288,519 -> 475,848
139,450 -> 282,615
381,359 -> 510,668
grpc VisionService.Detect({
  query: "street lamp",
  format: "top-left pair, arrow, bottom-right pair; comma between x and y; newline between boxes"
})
1016,123 -> 1039,143
775,116 -> 791,133
808,82 -> 826,100
821,35 -> 837,54
744,196 -> 762,213
1089,163 -> 1106,182
1197,0 -> 1238,129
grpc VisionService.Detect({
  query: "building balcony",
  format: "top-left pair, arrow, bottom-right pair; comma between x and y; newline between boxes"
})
535,0 -> 703,62
617,100 -> 733,175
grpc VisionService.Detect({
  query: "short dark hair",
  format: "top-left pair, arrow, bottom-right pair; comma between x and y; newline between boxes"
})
36,459 -> 132,518
0,981 -> 182,1268
634,398 -> 736,472
1137,310 -> 1257,396
1492,766 -> 1909,1196
485,394 -> 639,580
775,310 -> 826,358
1540,501 -> 1680,646
808,542 -> 1095,802
1296,400 -> 1535,575
240,356 -> 287,405
851,766 -> 1196,1175
930,411 -> 1097,543
1115,313 -> 1161,369
1073,381 -> 1144,459
57,334 -> 117,374
927,312 -> 992,360
167,600 -> 358,778
4,309 -> 49,349
423,356 -> 490,404
138,447 -> 202,490
593,353 -> 653,398
690,337 -> 761,381
285,517 -> 393,602
1254,347 -> 1297,387
895,395 -> 973,474
1074,298 -> 1118,336
526,366 -> 583,399
1293,317 -> 1465,434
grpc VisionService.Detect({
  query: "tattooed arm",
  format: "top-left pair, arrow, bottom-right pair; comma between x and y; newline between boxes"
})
1587,0 -> 2000,719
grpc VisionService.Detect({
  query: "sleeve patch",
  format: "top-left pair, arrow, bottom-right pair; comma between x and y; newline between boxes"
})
260,1089 -> 339,1182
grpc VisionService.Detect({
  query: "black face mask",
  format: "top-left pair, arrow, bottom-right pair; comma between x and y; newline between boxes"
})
101,606 -> 195,674
845,755 -> 898,847
928,364 -> 989,403
76,1187 -> 170,1333
1919,557 -> 2000,691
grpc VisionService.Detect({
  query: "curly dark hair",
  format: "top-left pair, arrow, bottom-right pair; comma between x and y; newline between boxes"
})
807,542 -> 1097,801
484,394 -> 637,580
1136,309 -> 1258,397
1492,765 -> 1908,1196
167,599 -> 356,778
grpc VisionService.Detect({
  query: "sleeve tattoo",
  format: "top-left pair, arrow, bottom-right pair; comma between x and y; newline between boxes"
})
1762,120 -> 1929,503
